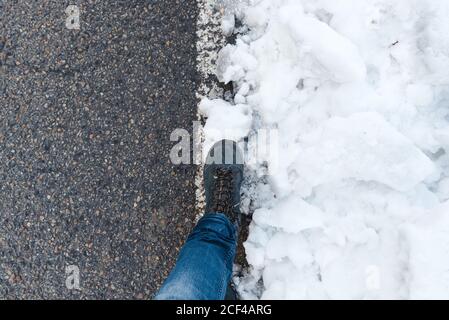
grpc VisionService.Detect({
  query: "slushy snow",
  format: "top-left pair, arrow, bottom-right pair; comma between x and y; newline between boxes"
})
201,0 -> 449,299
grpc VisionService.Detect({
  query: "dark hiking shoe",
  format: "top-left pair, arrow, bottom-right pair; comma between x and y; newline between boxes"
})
204,139 -> 244,228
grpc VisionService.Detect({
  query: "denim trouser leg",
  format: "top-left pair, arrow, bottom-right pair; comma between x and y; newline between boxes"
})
154,213 -> 237,300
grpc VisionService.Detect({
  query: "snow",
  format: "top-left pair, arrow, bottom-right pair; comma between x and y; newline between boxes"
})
279,4 -> 367,83
221,14 -> 236,36
289,112 -> 435,196
199,98 -> 252,153
201,0 -> 449,299
404,201 -> 449,299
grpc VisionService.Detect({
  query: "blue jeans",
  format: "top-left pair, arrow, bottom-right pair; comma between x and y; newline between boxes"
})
154,213 -> 238,300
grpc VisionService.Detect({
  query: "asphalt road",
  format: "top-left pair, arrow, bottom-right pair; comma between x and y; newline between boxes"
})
0,0 -> 199,299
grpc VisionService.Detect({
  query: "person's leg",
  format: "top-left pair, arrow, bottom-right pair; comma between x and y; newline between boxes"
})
155,139 -> 243,300
154,213 -> 237,300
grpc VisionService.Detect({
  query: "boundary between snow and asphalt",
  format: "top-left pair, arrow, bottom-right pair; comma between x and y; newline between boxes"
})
195,0 -> 227,220
194,0 -> 252,289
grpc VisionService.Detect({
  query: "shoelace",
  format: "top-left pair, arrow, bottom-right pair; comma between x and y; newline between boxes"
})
211,168 -> 234,215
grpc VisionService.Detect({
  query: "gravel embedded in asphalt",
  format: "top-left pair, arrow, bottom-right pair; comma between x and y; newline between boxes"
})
0,0 -> 199,299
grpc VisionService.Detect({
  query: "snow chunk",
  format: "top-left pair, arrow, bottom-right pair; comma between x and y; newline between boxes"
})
279,4 -> 367,83
216,42 -> 257,84
199,98 -> 252,152
253,195 -> 324,234
293,112 -> 436,193
221,14 -> 235,36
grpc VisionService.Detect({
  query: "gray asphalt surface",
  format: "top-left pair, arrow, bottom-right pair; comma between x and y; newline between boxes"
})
0,0 -> 199,299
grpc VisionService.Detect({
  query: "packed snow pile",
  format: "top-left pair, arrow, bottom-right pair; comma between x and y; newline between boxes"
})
201,0 -> 449,299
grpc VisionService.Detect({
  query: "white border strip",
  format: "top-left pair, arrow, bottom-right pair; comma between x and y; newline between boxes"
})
195,0 -> 226,219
